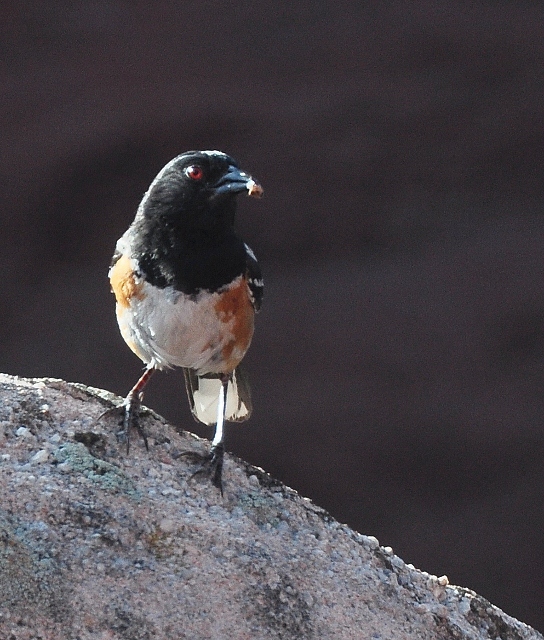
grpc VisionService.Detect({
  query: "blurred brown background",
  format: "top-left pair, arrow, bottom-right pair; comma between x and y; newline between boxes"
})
2,1 -> 544,630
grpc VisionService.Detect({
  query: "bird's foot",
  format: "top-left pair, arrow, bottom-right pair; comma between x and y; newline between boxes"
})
181,443 -> 225,494
98,393 -> 149,453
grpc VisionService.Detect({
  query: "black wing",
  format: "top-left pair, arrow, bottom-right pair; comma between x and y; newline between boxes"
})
109,248 -> 122,270
244,243 -> 263,312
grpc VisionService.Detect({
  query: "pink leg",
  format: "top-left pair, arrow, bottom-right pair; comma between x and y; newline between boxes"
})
123,366 -> 155,452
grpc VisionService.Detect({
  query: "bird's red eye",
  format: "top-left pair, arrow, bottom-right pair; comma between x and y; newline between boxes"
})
185,165 -> 204,180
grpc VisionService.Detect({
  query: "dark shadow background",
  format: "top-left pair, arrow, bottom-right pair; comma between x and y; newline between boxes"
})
2,1 -> 544,630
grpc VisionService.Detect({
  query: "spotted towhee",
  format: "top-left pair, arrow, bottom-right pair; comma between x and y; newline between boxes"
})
107,150 -> 263,490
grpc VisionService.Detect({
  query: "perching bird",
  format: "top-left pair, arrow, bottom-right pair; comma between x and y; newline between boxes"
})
107,150 -> 263,490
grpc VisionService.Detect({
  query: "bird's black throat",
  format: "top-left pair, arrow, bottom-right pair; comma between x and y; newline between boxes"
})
132,209 -> 248,296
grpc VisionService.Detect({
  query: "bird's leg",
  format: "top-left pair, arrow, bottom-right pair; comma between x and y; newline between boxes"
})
185,373 -> 230,494
122,366 -> 155,452
208,373 -> 228,491
99,366 -> 155,452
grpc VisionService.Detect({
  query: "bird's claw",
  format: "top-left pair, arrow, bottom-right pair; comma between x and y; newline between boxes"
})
180,443 -> 225,494
98,396 -> 149,453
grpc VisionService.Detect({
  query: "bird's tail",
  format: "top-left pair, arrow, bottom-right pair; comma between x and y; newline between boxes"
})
183,367 -> 252,426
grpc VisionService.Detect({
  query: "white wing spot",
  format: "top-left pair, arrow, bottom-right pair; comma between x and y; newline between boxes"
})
244,243 -> 257,262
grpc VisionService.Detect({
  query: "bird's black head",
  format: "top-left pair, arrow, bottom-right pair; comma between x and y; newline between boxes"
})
129,150 -> 262,293
136,150 -> 263,234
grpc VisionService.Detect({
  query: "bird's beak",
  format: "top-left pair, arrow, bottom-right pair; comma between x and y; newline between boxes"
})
211,165 -> 264,199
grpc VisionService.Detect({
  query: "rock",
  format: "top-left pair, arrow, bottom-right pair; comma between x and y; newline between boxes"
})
0,373 -> 541,640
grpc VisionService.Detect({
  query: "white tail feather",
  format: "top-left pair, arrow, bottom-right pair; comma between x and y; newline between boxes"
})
186,369 -> 251,426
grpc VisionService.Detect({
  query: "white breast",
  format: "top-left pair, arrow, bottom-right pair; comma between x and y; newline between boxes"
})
116,275 -> 248,374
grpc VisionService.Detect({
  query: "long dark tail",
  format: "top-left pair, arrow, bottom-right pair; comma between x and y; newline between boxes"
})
183,367 -> 252,426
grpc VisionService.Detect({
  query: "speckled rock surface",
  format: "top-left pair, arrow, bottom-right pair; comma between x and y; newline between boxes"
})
0,374 -> 541,640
